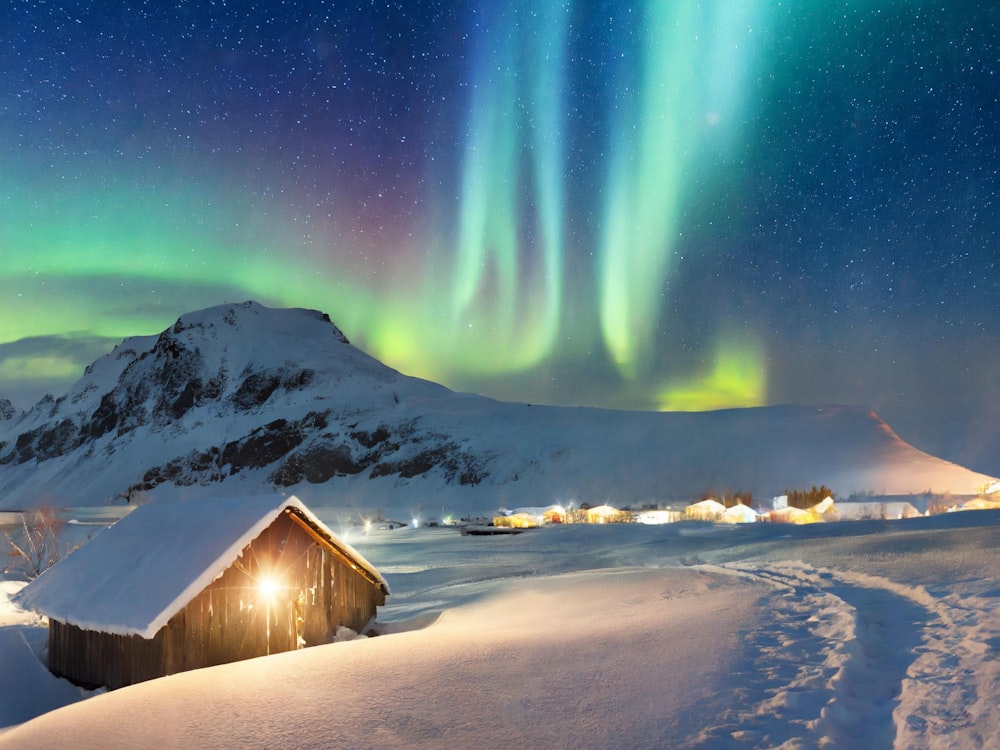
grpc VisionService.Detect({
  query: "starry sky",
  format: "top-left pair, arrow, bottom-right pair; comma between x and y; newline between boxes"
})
2,1 -> 999,475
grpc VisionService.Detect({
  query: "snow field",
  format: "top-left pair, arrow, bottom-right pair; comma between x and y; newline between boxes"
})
702,561 -> 1000,749
0,511 -> 996,748
0,568 -> 767,749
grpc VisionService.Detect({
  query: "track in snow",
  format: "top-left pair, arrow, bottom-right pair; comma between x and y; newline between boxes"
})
688,561 -> 999,749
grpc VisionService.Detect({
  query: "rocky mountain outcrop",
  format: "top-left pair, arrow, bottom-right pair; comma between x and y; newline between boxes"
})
0,399 -> 16,422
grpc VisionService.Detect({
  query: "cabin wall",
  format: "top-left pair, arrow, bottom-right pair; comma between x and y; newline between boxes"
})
48,619 -> 182,690
48,510 -> 386,689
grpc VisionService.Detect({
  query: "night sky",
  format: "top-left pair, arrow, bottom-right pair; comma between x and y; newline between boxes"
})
2,1 -> 999,474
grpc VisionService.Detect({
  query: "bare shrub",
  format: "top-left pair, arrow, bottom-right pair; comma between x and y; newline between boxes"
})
2,507 -> 67,578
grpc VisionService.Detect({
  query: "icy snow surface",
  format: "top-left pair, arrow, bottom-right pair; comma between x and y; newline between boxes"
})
0,508 -> 997,748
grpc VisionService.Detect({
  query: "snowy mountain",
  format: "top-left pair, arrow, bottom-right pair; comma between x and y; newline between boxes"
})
0,301 -> 994,514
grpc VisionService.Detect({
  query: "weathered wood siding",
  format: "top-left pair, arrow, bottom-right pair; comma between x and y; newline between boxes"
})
48,619 -> 179,690
48,509 -> 386,690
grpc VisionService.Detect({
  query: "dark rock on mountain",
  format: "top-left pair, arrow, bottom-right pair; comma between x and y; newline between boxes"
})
0,399 -> 16,422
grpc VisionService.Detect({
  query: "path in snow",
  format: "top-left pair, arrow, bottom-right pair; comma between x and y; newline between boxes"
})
693,561 -> 999,750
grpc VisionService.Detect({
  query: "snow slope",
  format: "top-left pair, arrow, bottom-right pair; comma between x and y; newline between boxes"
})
1,510 -> 996,748
0,302 -> 994,515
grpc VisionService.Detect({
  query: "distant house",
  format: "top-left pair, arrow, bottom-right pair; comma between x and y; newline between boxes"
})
493,511 -> 543,528
836,501 -> 922,520
764,506 -> 817,525
493,505 -> 566,528
764,496 -> 838,524
634,509 -> 683,525
541,506 -> 566,524
585,504 -> 632,524
684,499 -> 726,522
15,494 -> 388,690
723,504 -> 758,524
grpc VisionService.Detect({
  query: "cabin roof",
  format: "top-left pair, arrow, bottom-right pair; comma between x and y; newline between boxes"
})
15,494 -> 388,638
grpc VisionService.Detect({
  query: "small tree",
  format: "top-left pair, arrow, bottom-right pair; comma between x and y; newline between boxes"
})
784,485 -> 835,510
701,489 -> 754,508
729,490 -> 753,508
2,507 -> 67,578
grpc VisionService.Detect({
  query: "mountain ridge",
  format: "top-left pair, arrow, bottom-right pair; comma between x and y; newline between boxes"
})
0,301 -> 994,514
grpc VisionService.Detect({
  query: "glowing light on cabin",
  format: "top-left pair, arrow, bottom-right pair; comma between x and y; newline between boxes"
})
258,577 -> 280,597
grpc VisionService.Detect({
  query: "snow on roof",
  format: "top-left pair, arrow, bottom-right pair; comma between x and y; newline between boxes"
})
810,496 -> 835,515
724,504 -> 758,522
14,494 -> 388,639
688,499 -> 726,512
498,505 -> 563,517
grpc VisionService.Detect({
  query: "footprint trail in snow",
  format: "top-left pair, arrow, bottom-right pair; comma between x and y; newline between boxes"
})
688,561 -> 999,749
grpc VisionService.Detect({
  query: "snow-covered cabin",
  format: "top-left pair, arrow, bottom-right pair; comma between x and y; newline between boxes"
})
15,494 -> 388,690
493,511 -> 543,528
835,501 -> 922,520
493,505 -> 566,528
764,506 -> 817,525
683,499 -> 726,522
634,509 -> 683,525
723,504 -> 758,524
585,504 -> 631,524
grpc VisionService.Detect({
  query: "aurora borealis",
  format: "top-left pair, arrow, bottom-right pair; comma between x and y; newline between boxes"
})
2,1 -> 999,473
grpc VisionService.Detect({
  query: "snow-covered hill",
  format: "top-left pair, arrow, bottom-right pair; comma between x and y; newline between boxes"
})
0,301 -> 994,514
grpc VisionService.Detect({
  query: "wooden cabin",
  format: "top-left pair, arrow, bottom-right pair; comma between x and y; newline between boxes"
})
584,504 -> 633,524
15,494 -> 388,690
683,499 -> 726,522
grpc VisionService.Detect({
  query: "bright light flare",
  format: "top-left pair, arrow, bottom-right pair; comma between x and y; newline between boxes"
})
258,577 -> 280,597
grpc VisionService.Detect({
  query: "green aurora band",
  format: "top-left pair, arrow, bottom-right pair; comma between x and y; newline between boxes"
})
449,0 -> 569,373
599,0 -> 765,402
1,0 -> 772,412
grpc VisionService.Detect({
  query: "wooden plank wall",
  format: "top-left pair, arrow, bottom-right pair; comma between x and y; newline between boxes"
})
48,619 -> 180,690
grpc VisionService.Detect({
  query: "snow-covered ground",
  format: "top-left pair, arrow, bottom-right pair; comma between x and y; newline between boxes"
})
0,509 -> 997,748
